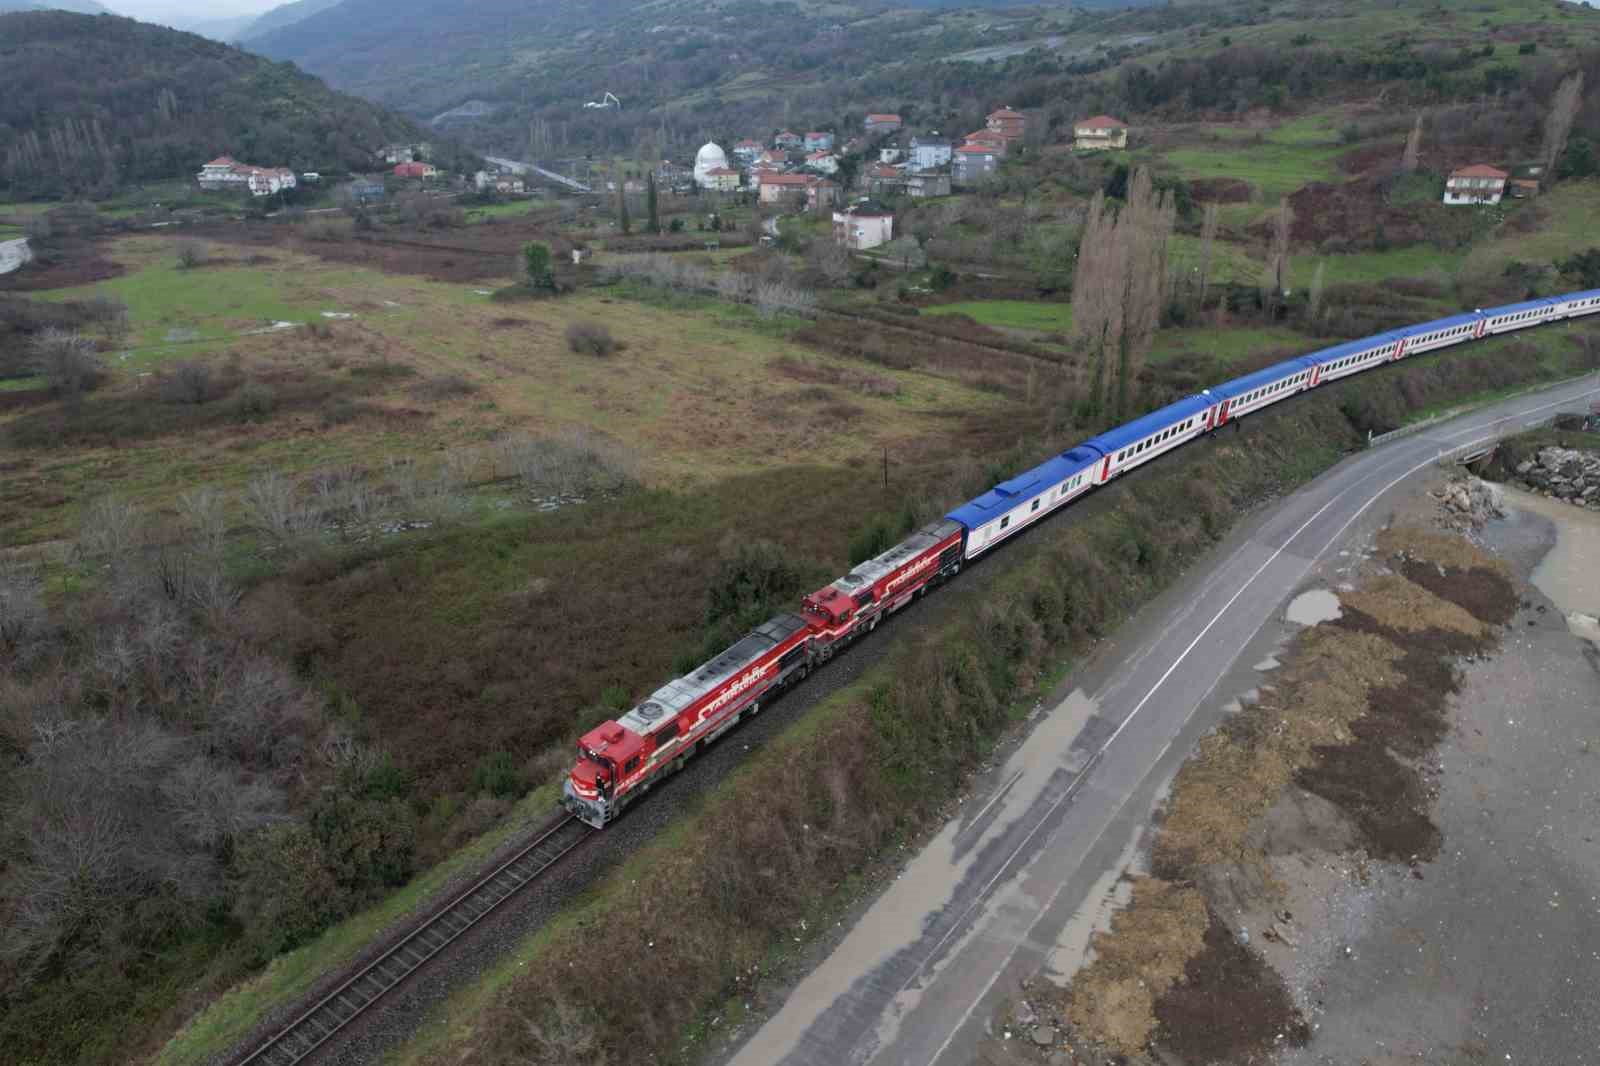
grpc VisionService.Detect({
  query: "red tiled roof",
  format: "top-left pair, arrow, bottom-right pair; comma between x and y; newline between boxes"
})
1077,115 -> 1127,130
806,131 -> 828,138
956,146 -> 994,155
964,129 -> 1005,143
704,167 -> 739,176
205,155 -> 237,166
1450,164 -> 1508,179
988,108 -> 1023,119
759,172 -> 818,185
866,113 -> 902,122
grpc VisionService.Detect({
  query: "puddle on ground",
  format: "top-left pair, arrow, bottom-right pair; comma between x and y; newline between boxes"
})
1042,830 -> 1144,984
1286,588 -> 1342,626
1506,487 -> 1600,647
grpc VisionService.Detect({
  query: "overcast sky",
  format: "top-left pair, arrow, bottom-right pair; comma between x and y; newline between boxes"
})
108,0 -> 281,24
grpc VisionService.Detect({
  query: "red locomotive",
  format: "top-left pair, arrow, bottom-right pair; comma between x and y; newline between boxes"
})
564,520 -> 963,826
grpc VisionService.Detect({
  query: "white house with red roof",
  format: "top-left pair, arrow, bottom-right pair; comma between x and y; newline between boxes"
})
804,131 -> 834,151
758,171 -> 827,206
864,113 -> 903,134
1444,164 -> 1509,205
775,130 -> 803,149
197,155 -> 298,195
805,150 -> 839,175
1074,115 -> 1128,150
962,128 -> 1009,157
733,138 -> 764,161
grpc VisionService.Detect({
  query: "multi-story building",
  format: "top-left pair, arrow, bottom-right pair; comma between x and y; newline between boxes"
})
908,136 -> 952,171
1443,164 -> 1509,205
1073,115 -> 1128,151
832,199 -> 894,250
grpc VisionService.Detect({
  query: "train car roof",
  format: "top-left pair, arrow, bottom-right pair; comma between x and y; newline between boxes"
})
1389,310 -> 1483,336
946,450 -> 1098,528
1301,333 -> 1402,364
1083,394 -> 1216,454
1482,296 -> 1562,317
1208,358 -> 1314,401
832,518 -> 961,592
1561,288 -> 1600,303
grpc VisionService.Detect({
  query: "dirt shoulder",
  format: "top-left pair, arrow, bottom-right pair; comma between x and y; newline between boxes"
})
985,472 -> 1600,1065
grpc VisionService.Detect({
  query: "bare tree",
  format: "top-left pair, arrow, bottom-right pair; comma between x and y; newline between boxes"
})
244,472 -> 316,550
1308,260 -> 1327,323
31,328 -> 104,396
75,496 -> 143,573
1196,202 -> 1219,312
1543,71 -> 1585,179
1261,198 -> 1294,321
1400,114 -> 1423,173
1071,169 -> 1176,418
0,556 -> 46,655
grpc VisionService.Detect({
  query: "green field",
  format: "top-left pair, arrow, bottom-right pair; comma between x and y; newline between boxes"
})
923,299 -> 1074,332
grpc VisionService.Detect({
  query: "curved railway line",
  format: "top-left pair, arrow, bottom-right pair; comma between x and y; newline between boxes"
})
234,816 -> 592,1065
221,295 -> 1600,1064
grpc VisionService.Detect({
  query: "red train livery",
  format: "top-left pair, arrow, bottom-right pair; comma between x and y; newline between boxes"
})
565,520 -> 963,825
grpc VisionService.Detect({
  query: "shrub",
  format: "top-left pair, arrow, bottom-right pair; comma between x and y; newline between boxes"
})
158,361 -> 213,405
472,751 -> 525,798
31,329 -> 103,395
232,380 -> 276,420
176,241 -> 208,270
408,373 -> 479,402
565,320 -> 619,356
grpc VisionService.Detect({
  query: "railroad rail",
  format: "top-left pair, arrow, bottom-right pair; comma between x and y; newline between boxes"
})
236,815 -> 593,1065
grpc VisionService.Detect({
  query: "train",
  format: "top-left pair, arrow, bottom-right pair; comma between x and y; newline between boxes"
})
562,288 -> 1600,827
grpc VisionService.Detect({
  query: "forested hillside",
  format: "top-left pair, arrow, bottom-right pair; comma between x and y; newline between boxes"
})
0,10 -> 447,199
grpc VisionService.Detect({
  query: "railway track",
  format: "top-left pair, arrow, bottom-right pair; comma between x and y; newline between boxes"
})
236,814 -> 593,1066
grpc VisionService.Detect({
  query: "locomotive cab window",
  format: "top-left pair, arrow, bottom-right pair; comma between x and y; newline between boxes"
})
624,756 -> 641,775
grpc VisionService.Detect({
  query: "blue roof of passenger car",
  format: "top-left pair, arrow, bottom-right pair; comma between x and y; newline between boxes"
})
1389,310 -> 1482,337
1301,333 -> 1401,365
1209,358 -> 1314,401
1084,394 -> 1216,454
946,450 -> 1099,528
1482,297 -> 1561,318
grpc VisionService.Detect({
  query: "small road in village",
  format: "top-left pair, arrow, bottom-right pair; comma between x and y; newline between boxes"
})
722,371 -> 1600,1066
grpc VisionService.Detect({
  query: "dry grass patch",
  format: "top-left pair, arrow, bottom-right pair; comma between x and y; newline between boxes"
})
1064,879 -> 1209,1055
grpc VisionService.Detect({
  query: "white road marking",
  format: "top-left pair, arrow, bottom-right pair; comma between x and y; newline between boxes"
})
909,377 -> 1600,1066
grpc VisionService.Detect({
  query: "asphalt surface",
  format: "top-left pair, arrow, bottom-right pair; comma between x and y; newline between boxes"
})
721,372 -> 1600,1066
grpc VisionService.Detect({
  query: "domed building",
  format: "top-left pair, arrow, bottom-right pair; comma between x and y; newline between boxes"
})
693,141 -> 731,189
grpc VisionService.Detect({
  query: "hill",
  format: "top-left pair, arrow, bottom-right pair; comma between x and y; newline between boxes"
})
234,0 -> 344,42
0,10 -> 464,199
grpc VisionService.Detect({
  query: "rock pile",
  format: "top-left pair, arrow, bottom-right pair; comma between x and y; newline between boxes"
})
1511,446 -> 1600,510
1435,476 -> 1506,528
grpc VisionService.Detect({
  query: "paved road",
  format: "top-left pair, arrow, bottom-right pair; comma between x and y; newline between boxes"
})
725,372 -> 1600,1066
0,237 -> 31,275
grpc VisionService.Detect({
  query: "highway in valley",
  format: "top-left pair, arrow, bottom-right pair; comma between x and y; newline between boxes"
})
721,371 -> 1600,1066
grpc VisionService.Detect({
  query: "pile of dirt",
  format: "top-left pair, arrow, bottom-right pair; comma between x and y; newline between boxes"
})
1152,914 -> 1311,1063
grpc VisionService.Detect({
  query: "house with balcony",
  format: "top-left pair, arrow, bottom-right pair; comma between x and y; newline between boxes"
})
986,107 -> 1025,141
953,145 -> 999,185
1443,164 -> 1509,205
833,199 -> 894,250
758,172 -> 823,206
1073,115 -> 1128,151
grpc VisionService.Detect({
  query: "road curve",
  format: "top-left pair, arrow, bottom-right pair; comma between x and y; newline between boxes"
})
724,372 -> 1600,1066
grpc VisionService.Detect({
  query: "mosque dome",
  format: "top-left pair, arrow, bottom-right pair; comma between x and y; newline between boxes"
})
694,142 -> 730,186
